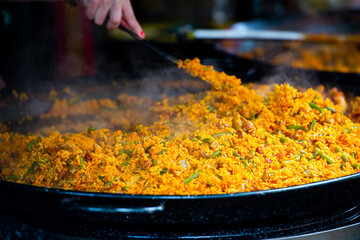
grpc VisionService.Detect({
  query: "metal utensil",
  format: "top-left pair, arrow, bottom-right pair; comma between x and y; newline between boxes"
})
118,25 -> 179,65
189,28 -> 358,43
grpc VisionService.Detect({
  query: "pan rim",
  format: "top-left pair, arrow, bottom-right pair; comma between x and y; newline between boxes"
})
2,171 -> 360,200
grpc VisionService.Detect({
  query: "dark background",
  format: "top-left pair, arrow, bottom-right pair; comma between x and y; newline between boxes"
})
0,0 -> 357,92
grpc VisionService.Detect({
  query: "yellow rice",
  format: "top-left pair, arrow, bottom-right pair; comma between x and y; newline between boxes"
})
1,58 -> 360,195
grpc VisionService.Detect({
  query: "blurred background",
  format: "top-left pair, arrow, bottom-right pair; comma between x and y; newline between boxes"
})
1,0 -> 360,92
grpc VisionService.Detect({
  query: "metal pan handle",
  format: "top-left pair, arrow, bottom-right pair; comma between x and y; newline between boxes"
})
61,197 -> 165,214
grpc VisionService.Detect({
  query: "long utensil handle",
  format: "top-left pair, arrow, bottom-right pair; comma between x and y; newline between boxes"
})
118,25 -> 179,65
190,29 -> 357,43
191,29 -> 305,41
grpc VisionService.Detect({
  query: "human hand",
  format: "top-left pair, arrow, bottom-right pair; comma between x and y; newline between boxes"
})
81,0 -> 144,38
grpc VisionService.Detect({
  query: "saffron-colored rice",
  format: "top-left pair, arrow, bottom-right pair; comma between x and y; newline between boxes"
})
1,58 -> 360,195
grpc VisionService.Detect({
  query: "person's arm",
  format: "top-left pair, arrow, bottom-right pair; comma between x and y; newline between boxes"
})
80,0 -> 144,38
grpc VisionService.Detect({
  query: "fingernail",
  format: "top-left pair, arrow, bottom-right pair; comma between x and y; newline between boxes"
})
140,31 -> 145,38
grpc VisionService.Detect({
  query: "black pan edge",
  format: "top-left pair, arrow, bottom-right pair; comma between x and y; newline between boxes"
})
1,171 -> 360,199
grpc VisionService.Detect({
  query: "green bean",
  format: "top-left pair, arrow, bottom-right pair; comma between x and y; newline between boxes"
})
184,171 -> 200,184
335,146 -> 349,162
145,145 -> 153,153
202,138 -> 213,143
316,149 -> 335,164
88,126 -> 97,132
106,176 -> 119,186
80,157 -> 85,170
286,125 -> 305,130
104,180 -> 113,187
308,151 -> 318,160
324,106 -> 336,113
27,161 -> 40,174
335,146 -> 342,153
10,133 -> 15,143
41,143 -> 46,154
207,105 -> 215,113
351,152 -> 356,158
279,137 -> 287,143
151,159 -> 157,166
120,161 -> 130,167
206,181 -> 213,187
353,163 -> 360,169
340,163 -> 346,171
124,149 -> 133,155
210,150 -> 222,158
341,155 -> 350,162
250,113 -> 256,120
233,151 -> 245,160
157,149 -> 167,155
7,175 -> 20,180
309,119 -> 316,130
121,186 -> 129,191
345,129 -> 352,133
98,176 -> 106,184
309,102 -> 323,113
211,132 -> 233,138
294,152 -> 306,161
27,140 -> 34,151
160,169 -> 168,175
242,160 -> 249,168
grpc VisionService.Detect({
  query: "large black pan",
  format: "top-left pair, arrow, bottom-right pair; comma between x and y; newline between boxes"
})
2,59 -> 360,227
2,81 -> 360,226
2,10 -> 360,226
1,171 -> 360,225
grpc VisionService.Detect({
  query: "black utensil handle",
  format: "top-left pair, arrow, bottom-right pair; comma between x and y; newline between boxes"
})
118,25 -> 179,65
61,197 -> 165,214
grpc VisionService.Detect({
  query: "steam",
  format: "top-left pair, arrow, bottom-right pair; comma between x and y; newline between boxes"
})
260,60 -> 320,91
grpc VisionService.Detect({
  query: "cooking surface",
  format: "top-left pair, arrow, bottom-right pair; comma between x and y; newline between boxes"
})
1,200 -> 360,239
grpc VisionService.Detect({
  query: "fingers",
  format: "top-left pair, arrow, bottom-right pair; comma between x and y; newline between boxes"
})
107,1 -> 123,29
121,0 -> 144,38
84,0 -> 100,20
94,0 -> 112,25
83,0 -> 144,36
